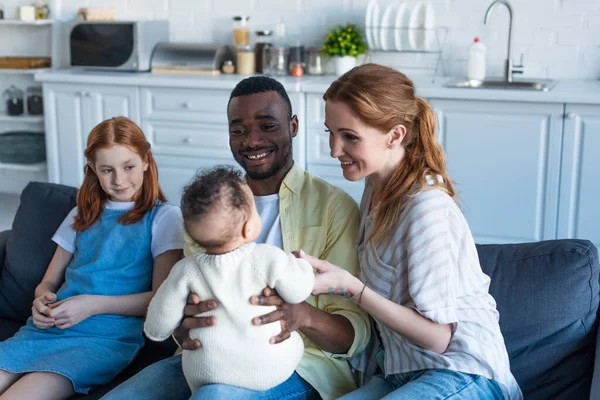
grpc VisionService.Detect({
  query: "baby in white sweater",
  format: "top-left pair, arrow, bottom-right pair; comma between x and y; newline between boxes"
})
144,166 -> 315,394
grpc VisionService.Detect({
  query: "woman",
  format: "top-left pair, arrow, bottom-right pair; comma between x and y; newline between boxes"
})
299,64 -> 522,399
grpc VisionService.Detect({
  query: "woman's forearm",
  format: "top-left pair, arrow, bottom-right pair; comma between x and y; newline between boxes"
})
359,286 -> 452,354
89,292 -> 154,317
299,303 -> 355,354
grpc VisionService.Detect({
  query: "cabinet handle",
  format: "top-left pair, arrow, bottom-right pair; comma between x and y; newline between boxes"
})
182,137 -> 192,144
78,91 -> 90,97
565,112 -> 577,120
182,102 -> 192,109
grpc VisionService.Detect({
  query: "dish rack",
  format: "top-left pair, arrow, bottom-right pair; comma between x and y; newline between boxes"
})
364,26 -> 448,82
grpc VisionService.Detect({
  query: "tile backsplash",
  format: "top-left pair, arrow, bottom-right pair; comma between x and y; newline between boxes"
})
0,0 -> 598,79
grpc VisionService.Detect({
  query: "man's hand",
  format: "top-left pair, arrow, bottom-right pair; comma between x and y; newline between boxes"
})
48,294 -> 94,329
173,293 -> 218,350
250,287 -> 312,344
32,292 -> 57,329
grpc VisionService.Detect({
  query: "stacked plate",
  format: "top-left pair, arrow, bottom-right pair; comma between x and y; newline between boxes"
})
365,0 -> 436,51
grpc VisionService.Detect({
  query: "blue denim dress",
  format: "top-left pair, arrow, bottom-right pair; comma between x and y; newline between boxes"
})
0,204 -> 161,394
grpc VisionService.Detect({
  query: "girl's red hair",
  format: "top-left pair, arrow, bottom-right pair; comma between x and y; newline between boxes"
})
72,117 -> 166,232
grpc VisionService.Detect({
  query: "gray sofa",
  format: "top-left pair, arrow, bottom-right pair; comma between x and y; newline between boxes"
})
1,181 -> 599,399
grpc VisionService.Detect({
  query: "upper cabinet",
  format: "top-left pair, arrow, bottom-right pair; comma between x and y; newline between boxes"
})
430,99 -> 564,244
557,104 -> 600,249
43,83 -> 140,187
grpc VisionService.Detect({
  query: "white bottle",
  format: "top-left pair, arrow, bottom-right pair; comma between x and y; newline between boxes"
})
466,37 -> 487,81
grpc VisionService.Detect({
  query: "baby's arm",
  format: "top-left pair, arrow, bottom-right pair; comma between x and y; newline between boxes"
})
257,245 -> 315,304
144,257 -> 195,341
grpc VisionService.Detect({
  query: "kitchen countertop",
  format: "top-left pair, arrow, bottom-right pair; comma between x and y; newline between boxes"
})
35,69 -> 600,105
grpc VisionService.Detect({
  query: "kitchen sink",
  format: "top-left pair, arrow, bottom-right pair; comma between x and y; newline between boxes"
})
446,79 -> 558,92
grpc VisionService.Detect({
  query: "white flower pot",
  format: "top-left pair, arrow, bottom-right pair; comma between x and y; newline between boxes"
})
334,56 -> 357,76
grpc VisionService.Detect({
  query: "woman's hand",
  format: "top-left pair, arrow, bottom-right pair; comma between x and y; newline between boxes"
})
296,250 -> 363,299
250,287 -> 311,344
173,293 -> 218,350
32,292 -> 57,329
48,295 -> 95,329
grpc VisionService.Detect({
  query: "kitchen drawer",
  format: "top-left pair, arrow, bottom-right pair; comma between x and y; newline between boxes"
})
141,87 -> 230,123
144,120 -> 234,160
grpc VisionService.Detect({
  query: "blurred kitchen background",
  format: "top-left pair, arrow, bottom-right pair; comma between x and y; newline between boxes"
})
0,0 -> 598,247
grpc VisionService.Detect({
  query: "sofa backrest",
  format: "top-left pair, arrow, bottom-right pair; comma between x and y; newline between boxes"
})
477,240 -> 599,400
0,182 -> 78,322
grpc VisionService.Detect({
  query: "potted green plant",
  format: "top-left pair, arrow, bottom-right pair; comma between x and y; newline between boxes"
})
321,23 -> 367,75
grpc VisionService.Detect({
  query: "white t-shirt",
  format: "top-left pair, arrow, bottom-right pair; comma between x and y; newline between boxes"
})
52,201 -> 185,258
254,194 -> 283,249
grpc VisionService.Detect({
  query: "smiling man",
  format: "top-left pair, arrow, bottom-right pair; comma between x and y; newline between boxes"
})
102,76 -> 371,400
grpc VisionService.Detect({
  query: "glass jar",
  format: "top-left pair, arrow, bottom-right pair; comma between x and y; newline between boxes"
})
254,30 -> 273,74
0,4 -> 4,20
3,85 -> 24,116
222,60 -> 235,74
290,62 -> 304,77
27,86 -> 44,115
34,1 -> 49,20
264,46 -> 289,76
236,45 -> 255,75
232,16 -> 250,46
288,45 -> 305,74
306,48 -> 324,75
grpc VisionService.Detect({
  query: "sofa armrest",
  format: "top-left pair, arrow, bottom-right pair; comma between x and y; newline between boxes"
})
0,230 -> 10,275
591,324 -> 600,399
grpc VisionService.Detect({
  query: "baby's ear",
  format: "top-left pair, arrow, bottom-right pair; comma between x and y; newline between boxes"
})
241,219 -> 252,239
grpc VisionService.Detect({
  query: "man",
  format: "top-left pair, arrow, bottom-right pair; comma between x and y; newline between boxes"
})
102,76 -> 371,400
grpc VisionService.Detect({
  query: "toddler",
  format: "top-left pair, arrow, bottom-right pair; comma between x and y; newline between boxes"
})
144,166 -> 314,394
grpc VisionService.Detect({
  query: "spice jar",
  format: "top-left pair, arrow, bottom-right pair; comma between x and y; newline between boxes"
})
222,60 -> 235,74
236,45 -> 255,75
288,45 -> 305,74
264,46 -> 288,76
254,30 -> 273,74
290,62 -> 304,77
306,48 -> 324,75
3,85 -> 24,116
34,1 -> 50,19
232,16 -> 250,46
27,86 -> 43,115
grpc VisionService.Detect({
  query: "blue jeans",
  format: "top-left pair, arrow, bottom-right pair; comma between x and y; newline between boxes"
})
101,354 -> 319,400
339,369 -> 504,400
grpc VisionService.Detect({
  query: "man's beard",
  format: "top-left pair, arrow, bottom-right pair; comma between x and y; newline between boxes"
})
243,140 -> 292,180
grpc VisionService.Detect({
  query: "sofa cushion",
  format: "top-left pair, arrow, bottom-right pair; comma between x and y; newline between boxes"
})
476,239 -> 599,400
0,182 -> 77,322
0,317 -> 23,341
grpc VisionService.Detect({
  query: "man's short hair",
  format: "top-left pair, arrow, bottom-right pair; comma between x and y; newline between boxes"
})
228,76 -> 293,118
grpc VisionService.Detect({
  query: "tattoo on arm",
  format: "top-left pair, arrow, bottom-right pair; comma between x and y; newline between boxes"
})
328,287 -> 355,299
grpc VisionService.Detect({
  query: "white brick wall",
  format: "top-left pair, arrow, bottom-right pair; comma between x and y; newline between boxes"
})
1,0 -> 599,79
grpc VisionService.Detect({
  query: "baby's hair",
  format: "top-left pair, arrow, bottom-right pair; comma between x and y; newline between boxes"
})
181,166 -> 250,247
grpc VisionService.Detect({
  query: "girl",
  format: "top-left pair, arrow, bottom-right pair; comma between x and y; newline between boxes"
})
0,117 -> 184,399
299,64 -> 523,399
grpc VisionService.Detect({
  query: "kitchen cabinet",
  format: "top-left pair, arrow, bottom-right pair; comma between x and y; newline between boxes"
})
43,83 -> 140,187
557,104 -> 600,249
430,99 -> 564,244
305,93 -> 365,204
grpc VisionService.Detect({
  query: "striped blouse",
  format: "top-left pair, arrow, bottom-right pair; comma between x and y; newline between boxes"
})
357,177 -> 523,399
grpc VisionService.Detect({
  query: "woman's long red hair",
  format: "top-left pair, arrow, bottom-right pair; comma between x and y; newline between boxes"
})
72,117 -> 166,232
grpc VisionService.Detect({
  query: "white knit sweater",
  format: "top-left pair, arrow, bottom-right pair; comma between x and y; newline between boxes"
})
144,242 -> 315,392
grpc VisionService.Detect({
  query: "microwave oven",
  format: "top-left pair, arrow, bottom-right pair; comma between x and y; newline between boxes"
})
69,20 -> 169,71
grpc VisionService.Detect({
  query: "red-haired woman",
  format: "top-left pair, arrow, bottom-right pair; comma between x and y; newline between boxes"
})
300,64 -> 523,399
0,117 -> 184,399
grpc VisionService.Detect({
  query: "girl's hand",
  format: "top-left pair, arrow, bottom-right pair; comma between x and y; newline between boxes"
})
48,295 -> 95,329
32,292 -> 57,329
295,250 -> 363,300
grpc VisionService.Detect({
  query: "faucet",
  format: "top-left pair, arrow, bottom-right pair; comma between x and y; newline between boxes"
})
484,0 -> 523,82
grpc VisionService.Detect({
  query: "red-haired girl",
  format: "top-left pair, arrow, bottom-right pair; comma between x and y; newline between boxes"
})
0,117 -> 184,399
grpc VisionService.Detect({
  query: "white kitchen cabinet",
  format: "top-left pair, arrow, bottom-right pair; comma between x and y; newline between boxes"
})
557,104 -> 600,249
305,93 -> 365,204
430,99 -> 564,244
43,83 -> 140,187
